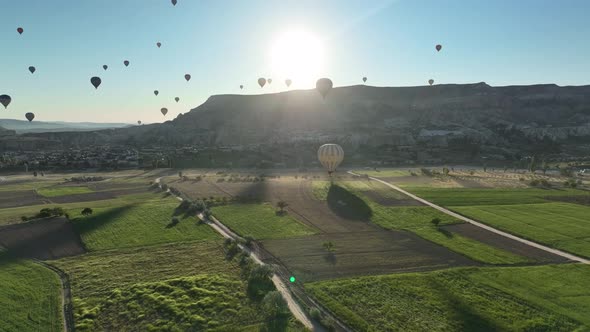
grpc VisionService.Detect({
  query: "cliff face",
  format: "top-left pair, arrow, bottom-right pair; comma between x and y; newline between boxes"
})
18,83 -> 590,162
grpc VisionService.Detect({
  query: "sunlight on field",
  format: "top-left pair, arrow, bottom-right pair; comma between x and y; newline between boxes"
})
37,186 -> 94,197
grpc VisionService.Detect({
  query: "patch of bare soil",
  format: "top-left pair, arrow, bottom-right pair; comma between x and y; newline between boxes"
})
0,190 -> 46,208
361,190 -> 424,206
0,217 -> 85,260
442,223 -> 569,263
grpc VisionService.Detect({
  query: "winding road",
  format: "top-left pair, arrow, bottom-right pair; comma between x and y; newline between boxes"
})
349,171 -> 590,264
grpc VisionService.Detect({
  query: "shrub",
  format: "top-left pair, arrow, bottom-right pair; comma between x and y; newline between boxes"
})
323,241 -> 335,252
262,291 -> 290,319
309,308 -> 322,320
431,218 -> 441,227
529,179 -> 540,187
81,208 -> 93,216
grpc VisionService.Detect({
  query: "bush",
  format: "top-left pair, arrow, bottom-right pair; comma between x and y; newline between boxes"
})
81,207 -> 93,216
420,168 -> 432,176
309,308 -> 321,320
167,217 -> 180,228
529,179 -> 540,187
431,218 -> 441,227
262,291 -> 290,319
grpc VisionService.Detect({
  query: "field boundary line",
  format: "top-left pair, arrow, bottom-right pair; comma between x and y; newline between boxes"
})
348,171 -> 590,264
32,259 -> 74,332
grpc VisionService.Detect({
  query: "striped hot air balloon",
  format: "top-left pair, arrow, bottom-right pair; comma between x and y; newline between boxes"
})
317,144 -> 344,175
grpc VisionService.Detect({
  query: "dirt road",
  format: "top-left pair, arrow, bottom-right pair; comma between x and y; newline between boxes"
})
350,171 -> 590,264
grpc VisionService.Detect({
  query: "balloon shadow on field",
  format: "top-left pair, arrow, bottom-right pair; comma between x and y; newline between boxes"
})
326,184 -> 372,220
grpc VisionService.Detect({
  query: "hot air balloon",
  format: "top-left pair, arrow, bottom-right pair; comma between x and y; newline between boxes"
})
428,79 -> 434,86
175,97 -> 180,102
285,79 -> 292,87
184,74 -> 191,82
25,112 -> 34,122
124,60 -> 130,67
0,95 -> 11,109
362,77 -> 367,83
317,144 -> 344,176
267,78 -> 272,84
137,120 -> 142,125
17,27 -> 23,35
154,90 -> 159,96
258,78 -> 266,88
103,65 -> 108,70
240,85 -> 243,90
436,44 -> 442,52
157,42 -> 161,48
171,0 -> 177,5
316,78 -> 333,99
90,77 -> 102,89
161,108 -> 168,116
29,66 -> 36,74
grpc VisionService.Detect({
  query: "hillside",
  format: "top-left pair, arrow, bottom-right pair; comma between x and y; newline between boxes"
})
22,83 -> 590,164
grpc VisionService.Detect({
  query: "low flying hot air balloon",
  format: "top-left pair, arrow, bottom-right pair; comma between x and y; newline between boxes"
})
25,112 -> 35,122
137,120 -> 142,125
103,65 -> 108,70
90,77 -> 102,89
428,79 -> 434,86
0,95 -> 11,109
29,66 -> 36,74
317,144 -> 344,176
285,79 -> 292,87
17,27 -> 23,35
184,74 -> 191,82
436,44 -> 442,52
267,78 -> 272,84
157,42 -> 161,48
175,97 -> 180,102
362,77 -> 367,83
240,85 -> 243,90
316,78 -> 333,99
171,0 -> 177,5
258,78 -> 266,88
124,60 -> 130,67
154,90 -> 159,96
161,108 -> 168,116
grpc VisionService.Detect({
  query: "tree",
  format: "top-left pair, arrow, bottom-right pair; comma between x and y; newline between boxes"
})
161,183 -> 169,191
322,241 -> 335,252
277,201 -> 288,213
81,208 -> 93,216
431,218 -> 441,227
262,291 -> 290,319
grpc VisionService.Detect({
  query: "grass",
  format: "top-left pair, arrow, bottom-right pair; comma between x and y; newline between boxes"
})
405,187 -> 590,206
71,194 -> 218,251
353,169 -> 413,177
211,203 -> 315,239
332,181 -> 531,264
37,186 -> 94,197
311,180 -> 330,200
0,259 -> 63,332
307,264 -> 590,331
453,202 -> 590,258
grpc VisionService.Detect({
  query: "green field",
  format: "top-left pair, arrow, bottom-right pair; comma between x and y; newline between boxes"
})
37,186 -> 94,197
72,194 -> 218,251
212,203 -> 315,239
328,182 -> 530,264
453,202 -> 590,258
353,169 -> 413,177
406,187 -> 590,206
0,259 -> 63,332
307,264 -> 590,331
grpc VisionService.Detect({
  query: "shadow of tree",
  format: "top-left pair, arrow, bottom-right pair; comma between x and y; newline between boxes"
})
327,184 -> 372,220
324,252 -> 337,265
438,227 -> 454,238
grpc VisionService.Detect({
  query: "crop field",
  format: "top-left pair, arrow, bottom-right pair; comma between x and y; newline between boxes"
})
71,194 -> 218,251
0,259 -> 63,332
307,264 -> 590,331
51,241 -> 297,331
452,202 -> 590,258
37,185 -> 94,197
211,203 -> 316,239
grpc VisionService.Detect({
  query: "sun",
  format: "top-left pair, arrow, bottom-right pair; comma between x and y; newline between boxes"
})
270,29 -> 324,88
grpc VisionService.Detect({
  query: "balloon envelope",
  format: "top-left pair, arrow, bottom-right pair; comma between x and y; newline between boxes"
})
157,42 -> 161,48
258,78 -> 266,88
137,120 -> 142,125
25,112 -> 34,122
184,74 -> 191,81
161,108 -> 168,116
103,65 -> 108,70
285,79 -> 292,87
154,90 -> 159,96
175,97 -> 180,102
29,66 -> 36,74
428,79 -> 434,86
240,85 -> 243,89
124,60 -> 130,67
317,144 -> 344,174
267,78 -> 272,84
90,77 -> 102,89
17,27 -> 23,34
0,95 -> 11,109
362,77 -> 367,83
171,0 -> 177,5
316,78 -> 333,99
436,44 -> 442,52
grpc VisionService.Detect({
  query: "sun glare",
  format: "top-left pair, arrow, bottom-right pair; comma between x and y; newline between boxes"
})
270,29 -> 324,88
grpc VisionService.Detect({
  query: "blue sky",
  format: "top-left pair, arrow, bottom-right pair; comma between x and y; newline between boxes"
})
1,0 -> 589,123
